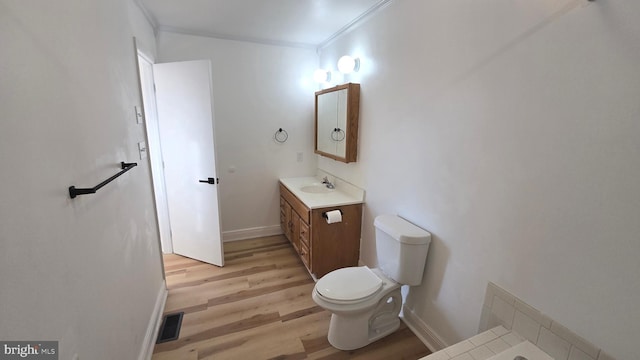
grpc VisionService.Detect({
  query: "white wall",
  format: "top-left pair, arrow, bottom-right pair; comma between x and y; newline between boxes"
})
318,1 -> 640,359
156,32 -> 318,239
0,1 -> 164,359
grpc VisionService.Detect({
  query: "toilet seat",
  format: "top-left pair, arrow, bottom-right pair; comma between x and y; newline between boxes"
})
315,266 -> 383,303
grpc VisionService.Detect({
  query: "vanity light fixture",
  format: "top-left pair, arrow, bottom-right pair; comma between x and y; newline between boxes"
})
337,55 -> 360,74
314,69 -> 332,83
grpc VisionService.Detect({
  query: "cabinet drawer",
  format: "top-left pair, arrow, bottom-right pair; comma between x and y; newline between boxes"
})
280,196 -> 292,241
299,242 -> 310,269
279,184 -> 310,223
299,221 -> 309,247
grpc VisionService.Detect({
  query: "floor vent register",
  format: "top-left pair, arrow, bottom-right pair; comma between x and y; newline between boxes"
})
156,312 -> 184,344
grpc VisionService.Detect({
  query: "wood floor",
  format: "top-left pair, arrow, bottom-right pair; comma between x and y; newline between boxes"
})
152,235 -> 431,360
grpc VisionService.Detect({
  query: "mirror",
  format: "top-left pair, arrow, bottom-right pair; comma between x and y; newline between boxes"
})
314,83 -> 360,163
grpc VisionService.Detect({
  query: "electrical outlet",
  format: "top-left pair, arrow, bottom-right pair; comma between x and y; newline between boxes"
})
297,152 -> 303,162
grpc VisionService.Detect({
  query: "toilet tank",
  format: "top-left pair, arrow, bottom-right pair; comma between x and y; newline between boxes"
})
374,215 -> 431,286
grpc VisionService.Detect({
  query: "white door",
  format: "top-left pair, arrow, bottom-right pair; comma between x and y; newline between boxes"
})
137,53 -> 173,254
153,60 -> 224,267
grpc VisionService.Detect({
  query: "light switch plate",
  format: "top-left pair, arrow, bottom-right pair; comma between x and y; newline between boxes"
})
138,141 -> 147,159
135,106 -> 143,124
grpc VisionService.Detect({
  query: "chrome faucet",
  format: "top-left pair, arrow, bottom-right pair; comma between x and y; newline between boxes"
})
321,176 -> 335,189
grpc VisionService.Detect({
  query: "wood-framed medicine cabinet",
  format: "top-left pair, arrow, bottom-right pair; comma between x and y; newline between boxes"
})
314,83 -> 360,163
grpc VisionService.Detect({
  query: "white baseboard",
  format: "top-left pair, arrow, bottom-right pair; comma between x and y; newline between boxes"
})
222,225 -> 283,242
401,305 -> 448,353
138,281 -> 168,360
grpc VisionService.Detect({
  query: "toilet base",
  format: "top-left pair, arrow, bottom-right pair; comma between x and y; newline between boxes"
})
326,288 -> 402,350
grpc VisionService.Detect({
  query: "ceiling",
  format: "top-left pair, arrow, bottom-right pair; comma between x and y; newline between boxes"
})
136,0 -> 391,48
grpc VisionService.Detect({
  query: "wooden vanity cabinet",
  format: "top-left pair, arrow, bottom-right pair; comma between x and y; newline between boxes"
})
279,183 -> 362,278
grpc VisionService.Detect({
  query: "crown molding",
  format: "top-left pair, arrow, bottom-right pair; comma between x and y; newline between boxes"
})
157,25 -> 317,50
132,0 -> 393,50
317,0 -> 394,51
132,0 -> 159,35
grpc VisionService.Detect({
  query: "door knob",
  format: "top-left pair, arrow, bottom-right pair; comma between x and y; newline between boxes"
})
198,177 -> 218,184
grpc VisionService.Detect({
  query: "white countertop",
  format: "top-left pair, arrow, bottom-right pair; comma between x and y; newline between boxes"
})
279,175 -> 365,209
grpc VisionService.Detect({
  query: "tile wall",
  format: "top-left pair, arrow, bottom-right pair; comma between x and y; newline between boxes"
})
479,282 -> 615,360
421,326 -> 524,360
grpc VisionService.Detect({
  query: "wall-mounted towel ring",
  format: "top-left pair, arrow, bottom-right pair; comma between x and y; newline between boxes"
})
275,128 -> 288,143
331,128 -> 345,142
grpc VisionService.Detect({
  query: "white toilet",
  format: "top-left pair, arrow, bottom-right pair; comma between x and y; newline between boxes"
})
312,214 -> 431,350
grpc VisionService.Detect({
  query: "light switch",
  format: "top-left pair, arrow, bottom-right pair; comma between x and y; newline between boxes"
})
138,141 -> 147,159
135,106 -> 143,124
297,152 -> 303,162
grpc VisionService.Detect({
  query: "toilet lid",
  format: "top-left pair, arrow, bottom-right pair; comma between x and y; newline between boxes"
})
316,266 -> 383,301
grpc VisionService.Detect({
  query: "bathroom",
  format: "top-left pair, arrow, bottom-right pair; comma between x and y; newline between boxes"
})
1,0 -> 638,359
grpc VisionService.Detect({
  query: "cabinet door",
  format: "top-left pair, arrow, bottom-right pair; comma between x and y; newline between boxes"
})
335,89 -> 348,158
314,83 -> 360,163
311,204 -> 362,278
316,90 -> 338,155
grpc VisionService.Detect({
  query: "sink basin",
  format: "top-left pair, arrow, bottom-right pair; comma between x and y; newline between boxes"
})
300,184 -> 334,194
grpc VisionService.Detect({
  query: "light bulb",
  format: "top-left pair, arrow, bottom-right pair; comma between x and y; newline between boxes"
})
337,55 -> 360,74
314,69 -> 331,83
